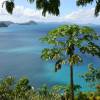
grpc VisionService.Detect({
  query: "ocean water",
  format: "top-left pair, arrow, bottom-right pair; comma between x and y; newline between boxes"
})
0,23 -> 100,91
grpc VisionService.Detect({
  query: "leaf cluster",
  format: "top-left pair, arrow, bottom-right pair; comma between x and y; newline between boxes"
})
41,24 -> 100,72
81,64 -> 100,82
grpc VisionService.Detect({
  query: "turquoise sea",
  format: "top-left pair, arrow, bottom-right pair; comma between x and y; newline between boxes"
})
0,23 -> 100,91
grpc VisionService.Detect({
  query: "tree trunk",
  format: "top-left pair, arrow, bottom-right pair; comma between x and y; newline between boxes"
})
70,64 -> 74,100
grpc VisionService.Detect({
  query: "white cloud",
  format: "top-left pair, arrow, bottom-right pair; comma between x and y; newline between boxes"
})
0,2 -> 100,24
64,8 -> 100,24
0,0 -> 5,4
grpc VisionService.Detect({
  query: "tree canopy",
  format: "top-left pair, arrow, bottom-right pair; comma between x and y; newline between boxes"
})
41,25 -> 100,69
2,0 -> 100,16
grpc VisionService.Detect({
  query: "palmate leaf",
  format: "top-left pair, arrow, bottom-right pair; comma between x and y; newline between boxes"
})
47,25 -> 97,40
79,26 -> 95,35
79,26 -> 99,41
75,26 -> 99,47
65,44 -> 75,55
80,42 -> 100,57
41,48 -> 61,61
68,54 -> 83,65
2,0 -> 15,14
81,64 -> 100,82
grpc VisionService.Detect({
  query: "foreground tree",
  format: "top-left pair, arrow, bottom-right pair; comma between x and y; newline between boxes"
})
2,0 -> 100,16
41,24 -> 100,100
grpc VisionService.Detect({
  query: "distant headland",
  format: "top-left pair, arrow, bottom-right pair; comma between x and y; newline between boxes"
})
19,21 -> 37,25
0,21 -> 37,27
0,21 -> 14,27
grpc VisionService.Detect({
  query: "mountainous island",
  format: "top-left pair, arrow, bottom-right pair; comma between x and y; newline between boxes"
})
0,21 -> 37,27
19,21 -> 37,25
0,21 -> 14,27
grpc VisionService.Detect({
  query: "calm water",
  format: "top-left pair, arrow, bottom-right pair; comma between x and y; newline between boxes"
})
0,23 -> 100,91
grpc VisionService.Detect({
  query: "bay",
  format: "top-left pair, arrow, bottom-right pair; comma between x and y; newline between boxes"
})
0,23 -> 100,91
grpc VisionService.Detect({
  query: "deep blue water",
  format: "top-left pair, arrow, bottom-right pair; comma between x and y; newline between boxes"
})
0,23 -> 100,91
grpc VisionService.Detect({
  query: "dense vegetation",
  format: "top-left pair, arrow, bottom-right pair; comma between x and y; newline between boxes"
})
41,24 -> 100,100
0,74 -> 100,100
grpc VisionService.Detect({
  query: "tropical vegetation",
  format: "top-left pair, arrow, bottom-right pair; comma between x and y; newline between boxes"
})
0,75 -> 100,100
41,24 -> 100,100
0,0 -> 100,100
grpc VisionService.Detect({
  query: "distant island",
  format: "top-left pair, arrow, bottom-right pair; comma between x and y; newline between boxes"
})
19,21 -> 37,25
0,21 -> 37,27
0,23 -> 8,27
0,21 -> 99,28
0,21 -> 14,27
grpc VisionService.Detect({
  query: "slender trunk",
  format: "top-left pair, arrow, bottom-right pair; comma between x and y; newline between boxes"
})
70,64 -> 74,100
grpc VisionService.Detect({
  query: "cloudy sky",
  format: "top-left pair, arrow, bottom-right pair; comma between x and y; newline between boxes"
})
0,0 -> 100,24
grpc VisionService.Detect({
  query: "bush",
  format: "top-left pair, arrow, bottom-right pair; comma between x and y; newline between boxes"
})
0,76 -> 99,100
77,92 -> 89,100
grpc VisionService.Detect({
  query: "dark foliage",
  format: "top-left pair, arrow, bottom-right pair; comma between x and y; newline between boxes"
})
2,0 -> 100,16
77,0 -> 100,16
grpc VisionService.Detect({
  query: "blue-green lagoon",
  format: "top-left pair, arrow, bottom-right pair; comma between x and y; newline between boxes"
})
0,23 -> 100,91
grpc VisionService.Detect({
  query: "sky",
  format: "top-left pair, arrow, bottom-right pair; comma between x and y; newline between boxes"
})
0,0 -> 100,24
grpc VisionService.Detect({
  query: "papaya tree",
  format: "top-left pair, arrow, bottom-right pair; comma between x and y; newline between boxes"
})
41,24 -> 100,100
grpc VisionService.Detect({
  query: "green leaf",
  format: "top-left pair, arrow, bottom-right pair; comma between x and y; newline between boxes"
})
80,42 -> 100,57
68,54 -> 83,65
